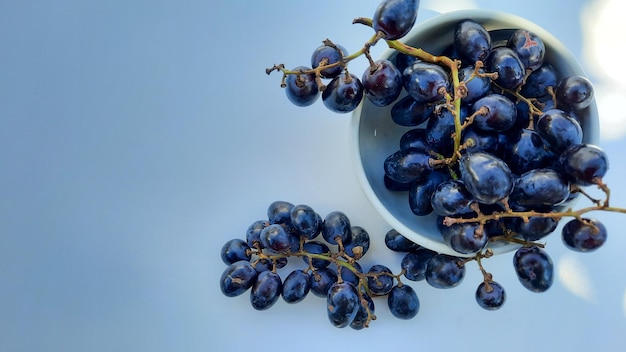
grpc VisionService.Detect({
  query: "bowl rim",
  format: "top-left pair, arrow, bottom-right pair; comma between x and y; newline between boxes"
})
350,9 -> 599,257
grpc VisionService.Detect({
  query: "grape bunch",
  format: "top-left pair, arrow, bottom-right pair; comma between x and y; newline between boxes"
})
220,201 -> 422,329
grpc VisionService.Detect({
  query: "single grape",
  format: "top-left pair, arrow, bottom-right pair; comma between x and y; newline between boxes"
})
384,229 -> 420,252
520,63 -> 557,98
535,109 -> 583,155
459,151 -> 514,205
509,214 -> 559,241
322,72 -> 364,113
461,126 -> 500,155
558,144 -> 608,186
472,93 -> 517,132
401,247 -> 437,281
372,0 -> 420,40
344,226 -> 370,259
260,223 -> 297,254
555,75 -> 594,110
267,200 -> 294,225
509,168 -> 570,208
339,261 -> 363,287
440,221 -> 488,255
486,47 -> 525,90
458,65 -> 491,103
350,293 -> 375,330
393,51 -> 419,73
513,246 -> 553,293
250,270 -> 282,310
302,240 -> 331,269
367,264 -> 395,296
362,59 -> 403,107
220,261 -> 258,297
310,267 -> 338,297
403,61 -> 450,103
327,281 -> 360,328
221,238 -> 251,265
503,128 -> 554,175
311,43 -> 347,79
475,281 -> 506,310
425,105 -> 468,149
430,179 -> 476,216
322,211 -> 352,245
384,147 -> 433,184
507,29 -> 545,71
290,204 -> 321,239
284,66 -> 320,107
388,285 -> 420,319
409,170 -> 450,216
425,254 -> 466,289
562,218 -> 607,252
246,220 -> 269,248
453,19 -> 491,65
391,95 -> 434,126
282,269 -> 311,304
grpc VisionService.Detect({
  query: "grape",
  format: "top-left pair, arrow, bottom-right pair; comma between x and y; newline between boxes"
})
220,239 -> 251,265
472,93 -> 517,132
453,19 -> 491,65
367,265 -> 395,296
399,128 -> 430,152
393,51 -> 419,73
362,59 -> 403,106
282,269 -> 311,304
458,65 -> 491,103
503,128 -> 554,175
401,247 -> 437,281
350,293 -> 375,330
461,126 -> 500,155
384,229 -> 420,252
486,47 -> 525,90
430,179 -> 476,216
425,254 -> 466,289
520,63 -> 557,98
250,270 -> 282,310
311,43 -> 347,79
562,218 -> 607,252
391,95 -> 434,126
558,144 -> 608,186
339,261 -> 363,287
408,170 -> 450,216
535,109 -> 583,155
425,105 -> 468,149
246,220 -> 268,248
475,281 -> 506,310
344,226 -> 370,259
513,246 -> 553,293
220,261 -> 258,297
302,240 -> 331,268
290,204 -> 321,239
322,211 -> 352,245
327,281 -> 360,328
322,72 -> 364,113
509,214 -> 558,241
284,66 -> 320,107
387,285 -> 420,319
441,222 -> 488,255
509,168 -> 570,208
310,267 -> 338,298
403,61 -> 450,103
261,223 -> 297,254
507,29 -> 545,71
267,200 -> 295,225
555,75 -> 594,110
384,147 -> 433,184
372,0 -> 419,40
459,151 -> 514,205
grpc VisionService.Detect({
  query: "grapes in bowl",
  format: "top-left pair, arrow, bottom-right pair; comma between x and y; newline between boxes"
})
350,9 -> 599,257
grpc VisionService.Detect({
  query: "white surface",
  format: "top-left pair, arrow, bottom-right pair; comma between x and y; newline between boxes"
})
1,1 -> 625,351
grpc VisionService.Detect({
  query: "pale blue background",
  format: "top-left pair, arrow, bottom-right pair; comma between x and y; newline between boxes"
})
1,1 -> 625,351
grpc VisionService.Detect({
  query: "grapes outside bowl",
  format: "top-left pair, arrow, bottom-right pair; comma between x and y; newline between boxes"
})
350,9 -> 599,257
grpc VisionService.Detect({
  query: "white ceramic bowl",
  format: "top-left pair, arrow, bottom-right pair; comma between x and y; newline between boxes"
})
351,9 -> 599,257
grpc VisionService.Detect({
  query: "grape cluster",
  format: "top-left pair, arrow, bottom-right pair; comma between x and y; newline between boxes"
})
220,201 -> 422,329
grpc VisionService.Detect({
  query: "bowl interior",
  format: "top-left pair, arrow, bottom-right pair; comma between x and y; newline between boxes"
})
351,10 -> 599,257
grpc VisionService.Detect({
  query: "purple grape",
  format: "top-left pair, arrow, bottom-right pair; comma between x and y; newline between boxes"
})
440,221 -> 488,255
513,246 -> 553,293
486,47 -> 525,90
403,61 -> 450,103
391,95 -> 434,126
425,254 -> 466,289
555,75 -> 594,110
401,247 -> 437,281
311,43 -> 347,79
459,151 -> 514,205
220,239 -> 251,265
507,29 -> 545,71
367,264 -> 395,296
472,93 -> 517,132
387,285 -> 420,319
220,261 -> 258,297
250,270 -> 282,310
475,281 -> 506,310
350,293 -> 375,330
309,267 -> 338,298
509,168 -> 570,208
322,211 -> 352,245
384,229 -> 420,252
562,218 -> 607,252
431,179 -> 476,216
322,72 -> 364,113
326,281 -> 360,328
362,59 -> 403,106
559,144 -> 608,186
290,204 -> 321,239
535,109 -> 583,155
344,226 -> 370,259
282,269 -> 311,304
372,0 -> 420,40
384,147 -> 433,184
454,19 -> 491,65
284,66 -> 319,107
520,63 -> 557,98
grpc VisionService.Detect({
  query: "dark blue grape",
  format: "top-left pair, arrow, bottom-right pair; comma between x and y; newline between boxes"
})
461,125 -> 499,155
388,285 -> 420,319
290,204 -> 321,239
391,95 -> 434,126
261,224 -> 297,254
399,128 -> 430,152
430,179 -> 476,216
425,105 -> 468,149
302,240 -> 331,268
475,281 -> 506,310
393,52 -> 419,73
350,293 -> 375,330
372,0 -> 419,40
504,128 -> 554,175
401,247 -> 437,281
441,221 -> 487,255
221,239 -> 251,265
322,72 -> 364,113
472,93 -> 517,132
339,261 -> 363,287
367,265 -> 395,296
246,220 -> 269,248
282,269 -> 311,304
310,267 -> 338,297
322,211 -> 352,245
509,168 -> 570,207
486,47 -> 525,90
520,63 -> 557,98
403,61 -> 450,103
555,75 -> 594,110
327,281 -> 360,328
284,66 -> 319,107
267,200 -> 294,225
344,226 -> 370,259
220,261 -> 258,297
459,151 -> 514,205
507,29 -> 545,71
558,144 -> 608,186
408,170 -> 450,216
562,218 -> 607,252
250,270 -> 282,310
362,59 -> 403,107
425,254 -> 466,289
385,229 -> 420,252
453,19 -> 491,65
510,214 -> 558,241
458,65 -> 491,103
311,43 -> 347,79
513,246 -> 553,293
535,109 -> 583,155
384,148 -> 433,184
